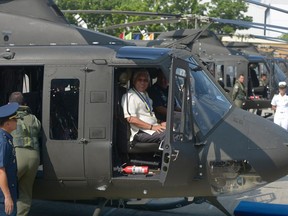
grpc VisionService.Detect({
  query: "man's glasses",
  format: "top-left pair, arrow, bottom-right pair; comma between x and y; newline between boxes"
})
137,78 -> 148,83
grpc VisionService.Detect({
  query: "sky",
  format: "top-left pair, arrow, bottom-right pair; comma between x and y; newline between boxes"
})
237,0 -> 288,37
202,0 -> 288,38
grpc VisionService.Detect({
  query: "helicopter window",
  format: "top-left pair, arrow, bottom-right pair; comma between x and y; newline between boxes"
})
173,68 -> 193,142
49,79 -> 79,140
207,63 -> 216,77
273,63 -> 286,86
188,58 -> 231,137
0,66 -> 43,120
226,66 -> 237,87
173,60 -> 232,140
215,65 -> 224,81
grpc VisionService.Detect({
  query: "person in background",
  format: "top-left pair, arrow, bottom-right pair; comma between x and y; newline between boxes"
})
271,81 -> 288,130
148,71 -> 181,122
121,69 -> 166,144
232,74 -> 246,109
255,74 -> 269,116
9,92 -> 41,216
0,102 -> 19,216
259,74 -> 268,87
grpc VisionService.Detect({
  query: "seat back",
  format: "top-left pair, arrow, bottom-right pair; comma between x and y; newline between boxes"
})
115,84 -> 129,154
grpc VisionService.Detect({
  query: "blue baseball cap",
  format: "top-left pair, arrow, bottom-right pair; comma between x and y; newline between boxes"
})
0,102 -> 19,119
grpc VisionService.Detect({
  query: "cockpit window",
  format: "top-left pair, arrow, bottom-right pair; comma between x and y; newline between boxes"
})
190,66 -> 231,136
49,79 -> 79,140
273,63 -> 286,84
173,57 -> 231,141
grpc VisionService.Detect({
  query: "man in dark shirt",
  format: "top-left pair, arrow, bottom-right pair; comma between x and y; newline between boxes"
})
149,71 -> 180,122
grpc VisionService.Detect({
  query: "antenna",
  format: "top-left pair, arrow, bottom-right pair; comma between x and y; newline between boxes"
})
74,14 -> 88,29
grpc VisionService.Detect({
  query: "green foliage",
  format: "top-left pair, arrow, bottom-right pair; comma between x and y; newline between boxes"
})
56,0 -> 122,31
56,0 -> 207,36
280,34 -> 288,40
56,0 -> 253,37
207,0 -> 253,34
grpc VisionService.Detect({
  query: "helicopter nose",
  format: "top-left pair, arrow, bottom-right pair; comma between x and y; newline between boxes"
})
241,110 -> 288,182
206,108 -> 288,195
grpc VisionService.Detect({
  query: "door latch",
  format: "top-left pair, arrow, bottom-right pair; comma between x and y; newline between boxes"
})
79,138 -> 88,144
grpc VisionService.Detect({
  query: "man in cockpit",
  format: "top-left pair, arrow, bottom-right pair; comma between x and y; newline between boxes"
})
121,69 -> 166,144
148,71 -> 181,122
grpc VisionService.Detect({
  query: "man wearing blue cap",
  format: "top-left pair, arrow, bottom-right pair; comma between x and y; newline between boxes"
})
0,102 -> 19,216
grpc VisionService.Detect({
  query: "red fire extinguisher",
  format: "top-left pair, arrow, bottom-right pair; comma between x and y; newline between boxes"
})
121,165 -> 149,174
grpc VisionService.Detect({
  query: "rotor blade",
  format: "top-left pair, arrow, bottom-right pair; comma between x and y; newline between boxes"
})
241,27 -> 288,35
211,17 -> 288,31
101,18 -> 181,30
215,20 -> 287,35
61,10 -> 181,18
269,47 -> 288,53
251,35 -> 288,43
245,0 -> 288,15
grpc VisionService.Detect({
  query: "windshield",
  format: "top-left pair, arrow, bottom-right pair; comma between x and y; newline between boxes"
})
273,63 -> 286,84
174,57 -> 232,140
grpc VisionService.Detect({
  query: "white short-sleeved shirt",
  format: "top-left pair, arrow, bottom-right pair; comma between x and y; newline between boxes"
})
121,88 -> 157,141
271,93 -> 288,114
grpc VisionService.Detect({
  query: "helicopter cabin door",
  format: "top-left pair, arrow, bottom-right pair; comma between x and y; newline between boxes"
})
160,57 -> 199,186
43,65 -> 85,180
83,62 -> 112,187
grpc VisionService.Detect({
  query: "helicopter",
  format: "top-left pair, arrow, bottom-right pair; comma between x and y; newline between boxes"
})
2,0 -> 288,216
129,28 -> 277,112
225,40 -> 288,111
74,1 -> 288,114
69,4 -> 288,113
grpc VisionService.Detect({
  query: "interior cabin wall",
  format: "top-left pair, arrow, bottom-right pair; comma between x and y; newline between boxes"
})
0,65 -> 44,163
0,65 -> 43,120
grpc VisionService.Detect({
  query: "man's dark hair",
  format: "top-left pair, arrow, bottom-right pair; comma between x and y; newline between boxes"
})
0,117 -> 9,126
9,92 -> 25,105
238,74 -> 244,78
261,74 -> 267,78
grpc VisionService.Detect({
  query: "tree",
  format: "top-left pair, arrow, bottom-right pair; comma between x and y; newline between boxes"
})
207,0 -> 253,34
56,0 -> 122,31
151,0 -> 207,31
56,0 -> 207,37
56,0 -> 252,37
280,34 -> 288,40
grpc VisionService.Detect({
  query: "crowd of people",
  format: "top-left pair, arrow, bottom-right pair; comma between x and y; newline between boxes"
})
231,72 -> 288,131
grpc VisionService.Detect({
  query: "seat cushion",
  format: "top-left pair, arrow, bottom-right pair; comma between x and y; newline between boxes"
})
128,142 -> 160,154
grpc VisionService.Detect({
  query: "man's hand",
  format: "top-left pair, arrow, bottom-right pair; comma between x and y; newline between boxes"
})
4,196 -> 13,215
152,123 -> 166,133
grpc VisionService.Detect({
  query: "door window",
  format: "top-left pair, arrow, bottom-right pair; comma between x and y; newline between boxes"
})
49,79 -> 80,140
